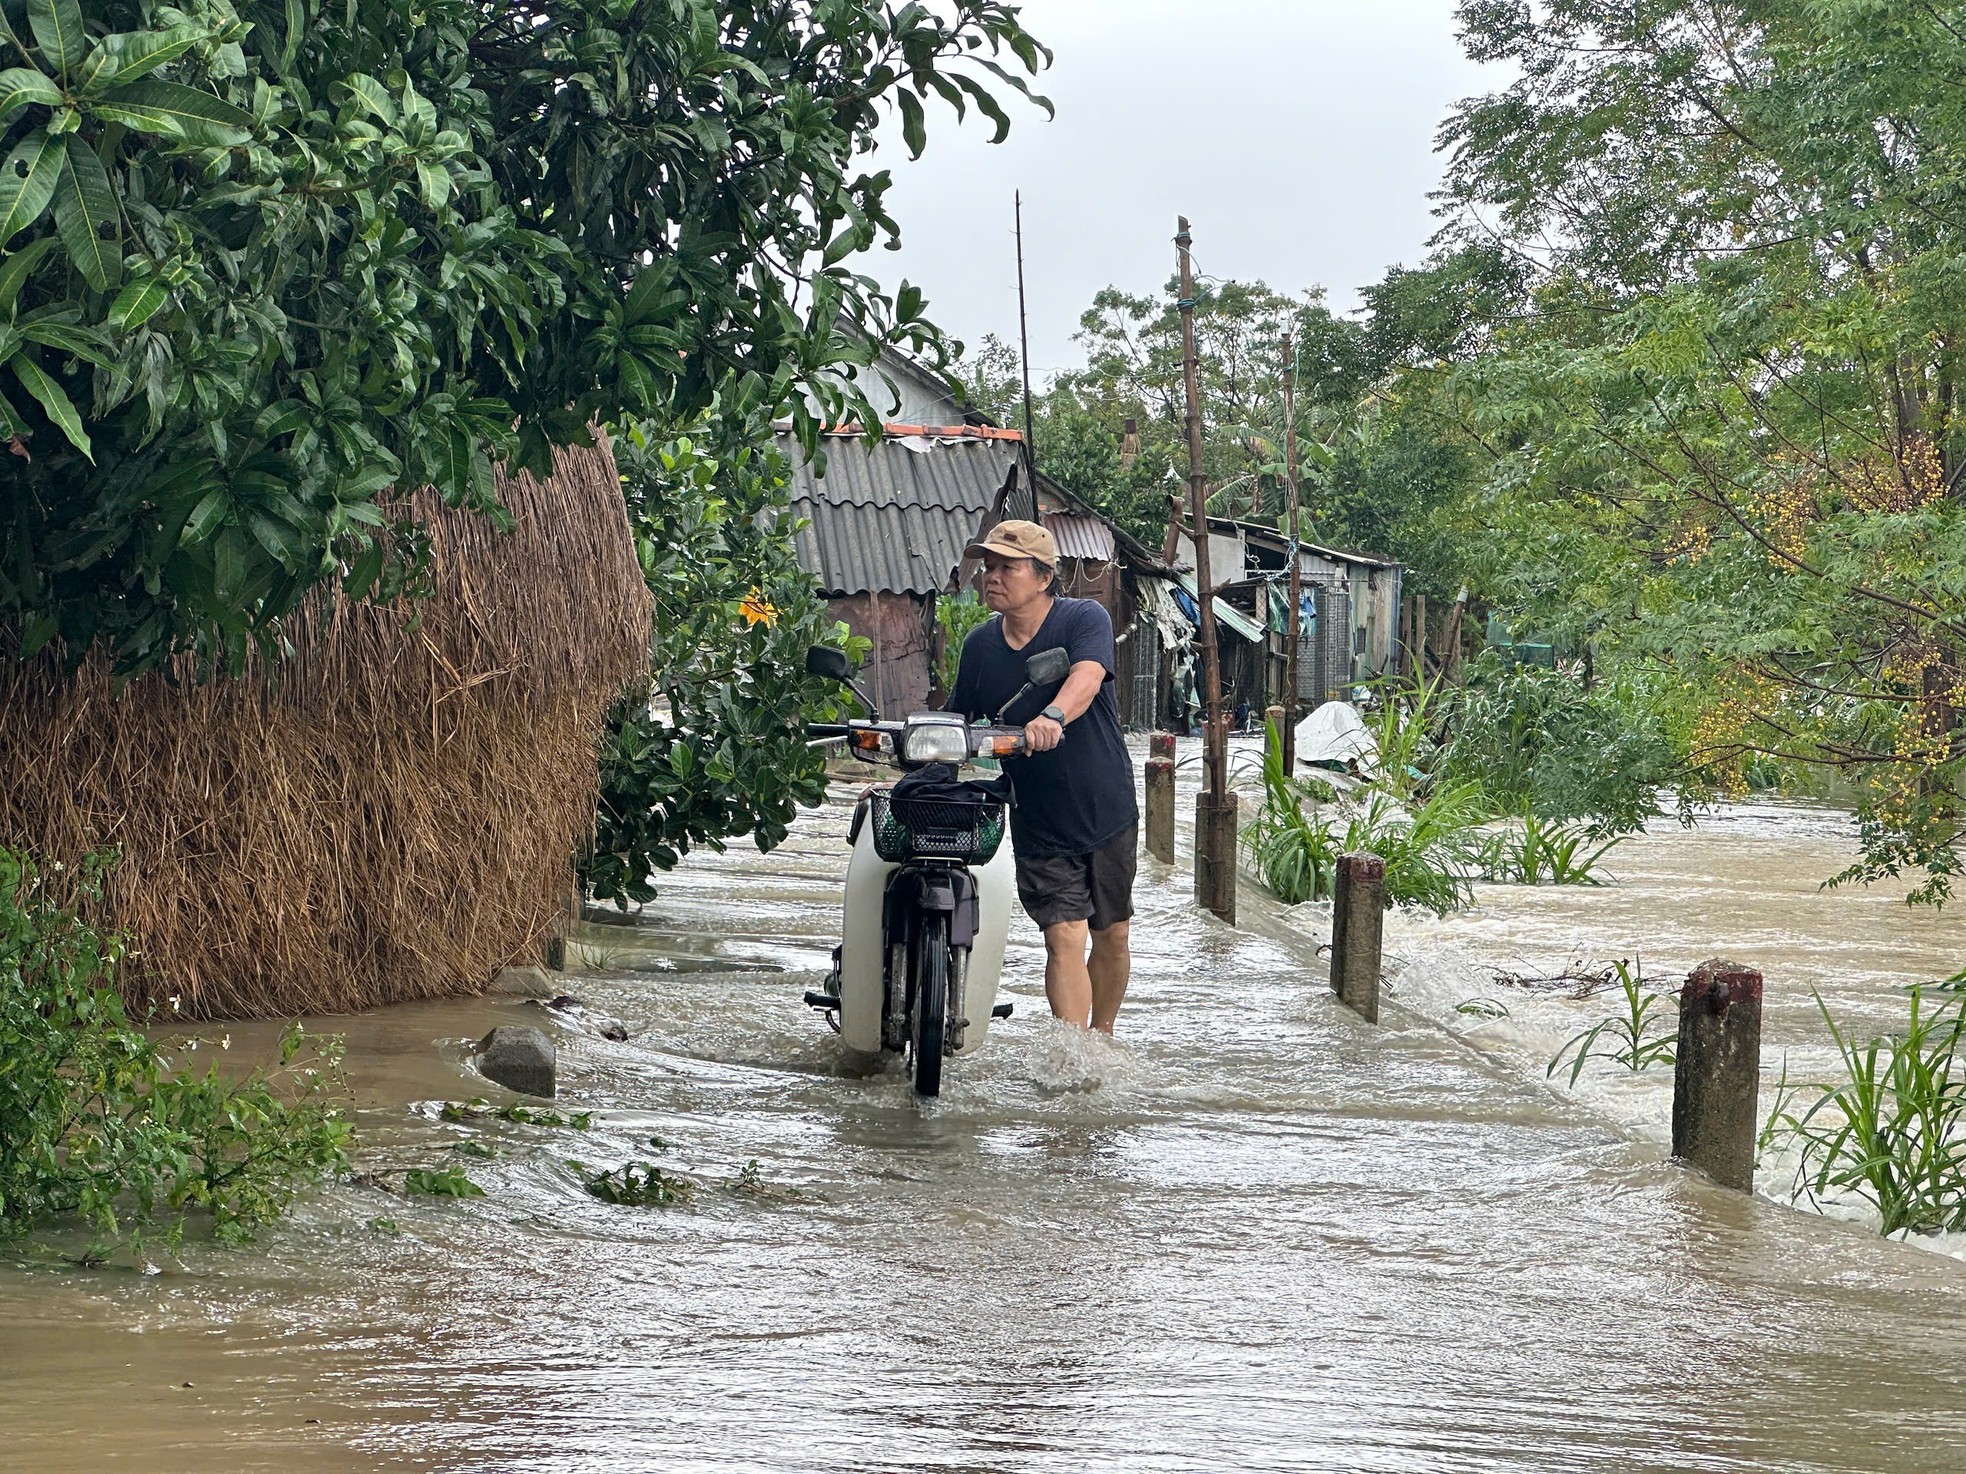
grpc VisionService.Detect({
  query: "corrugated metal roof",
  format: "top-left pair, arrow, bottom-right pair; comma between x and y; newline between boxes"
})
1044,511 -> 1116,563
1175,572 -> 1266,643
779,431 -> 1018,597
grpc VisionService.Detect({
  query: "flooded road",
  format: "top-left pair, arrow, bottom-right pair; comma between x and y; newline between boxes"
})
4,741 -> 1965,1472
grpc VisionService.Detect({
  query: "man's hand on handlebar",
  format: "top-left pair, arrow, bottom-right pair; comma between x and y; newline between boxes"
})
1022,715 -> 1064,753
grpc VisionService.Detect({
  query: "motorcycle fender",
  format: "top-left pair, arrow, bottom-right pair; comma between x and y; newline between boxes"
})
836,820 -> 896,1055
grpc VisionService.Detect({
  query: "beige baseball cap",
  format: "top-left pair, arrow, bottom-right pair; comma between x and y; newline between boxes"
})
965,518 -> 1057,567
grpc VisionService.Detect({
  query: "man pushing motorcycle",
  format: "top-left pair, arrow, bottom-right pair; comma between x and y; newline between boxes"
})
946,521 -> 1139,1034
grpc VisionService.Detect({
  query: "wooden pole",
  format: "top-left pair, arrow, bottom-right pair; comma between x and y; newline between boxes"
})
1282,332 -> 1303,773
1014,191 -> 1039,521
1177,217 -> 1235,923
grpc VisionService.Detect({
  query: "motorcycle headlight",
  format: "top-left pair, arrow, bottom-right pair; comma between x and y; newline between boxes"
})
901,717 -> 970,765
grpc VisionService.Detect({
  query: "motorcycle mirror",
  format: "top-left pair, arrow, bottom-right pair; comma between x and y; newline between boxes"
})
1024,648 -> 1071,686
805,646 -> 852,681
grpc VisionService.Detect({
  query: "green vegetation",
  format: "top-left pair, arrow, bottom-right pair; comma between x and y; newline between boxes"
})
402,1164 -> 483,1199
1243,720 -> 1480,915
0,849 -> 350,1252
936,589 -> 993,695
2,0 -> 1046,677
1766,979 -> 1966,1237
580,1160 -> 694,1207
1545,960 -> 1677,1087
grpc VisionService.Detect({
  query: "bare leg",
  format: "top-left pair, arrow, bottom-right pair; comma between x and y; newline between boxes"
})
1088,920 -> 1131,1034
1042,919 -> 1092,1027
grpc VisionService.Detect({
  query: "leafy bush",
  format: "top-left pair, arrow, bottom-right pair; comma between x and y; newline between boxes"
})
0,0 -> 1048,673
1475,812 -> 1623,885
1436,656 -> 1678,835
580,410 -> 864,906
936,589 -> 993,695
1766,978 -> 1966,1236
1244,720 -> 1480,915
0,849 -> 350,1252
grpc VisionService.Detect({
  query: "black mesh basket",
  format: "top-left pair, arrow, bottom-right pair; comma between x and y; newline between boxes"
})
868,791 -> 1007,864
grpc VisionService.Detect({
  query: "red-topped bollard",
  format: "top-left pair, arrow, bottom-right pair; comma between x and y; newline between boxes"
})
1671,959 -> 1764,1192
1145,731 -> 1176,863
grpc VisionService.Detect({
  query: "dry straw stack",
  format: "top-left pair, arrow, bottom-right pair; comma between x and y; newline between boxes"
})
0,441 -> 652,1019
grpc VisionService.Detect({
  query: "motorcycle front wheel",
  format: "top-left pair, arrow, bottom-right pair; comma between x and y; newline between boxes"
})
910,912 -> 948,1098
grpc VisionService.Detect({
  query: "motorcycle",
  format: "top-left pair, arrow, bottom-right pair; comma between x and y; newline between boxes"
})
802,643 -> 1071,1097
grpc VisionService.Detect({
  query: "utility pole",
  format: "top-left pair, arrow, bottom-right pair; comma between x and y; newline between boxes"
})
1177,217 -> 1235,923
1282,332 -> 1303,774
1014,191 -> 1038,521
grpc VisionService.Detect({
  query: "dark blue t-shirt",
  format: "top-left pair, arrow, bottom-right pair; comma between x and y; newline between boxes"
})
947,597 -> 1138,858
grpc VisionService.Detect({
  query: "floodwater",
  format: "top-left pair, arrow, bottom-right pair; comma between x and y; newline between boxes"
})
4,738 -> 1965,1473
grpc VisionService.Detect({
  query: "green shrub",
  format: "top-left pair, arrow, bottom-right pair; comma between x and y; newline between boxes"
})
1244,720 -> 1480,915
1437,655 -> 1677,835
0,850 -> 350,1254
1476,812 -> 1624,885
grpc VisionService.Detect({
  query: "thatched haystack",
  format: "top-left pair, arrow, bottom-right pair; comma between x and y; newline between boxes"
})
0,442 -> 651,1019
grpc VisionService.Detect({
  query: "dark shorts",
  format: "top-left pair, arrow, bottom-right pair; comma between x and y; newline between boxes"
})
1014,825 -> 1138,932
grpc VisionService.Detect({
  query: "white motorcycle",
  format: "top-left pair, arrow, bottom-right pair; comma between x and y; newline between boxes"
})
803,644 -> 1070,1097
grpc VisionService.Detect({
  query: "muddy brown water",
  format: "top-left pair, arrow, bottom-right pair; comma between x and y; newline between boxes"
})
4,739 -> 1964,1472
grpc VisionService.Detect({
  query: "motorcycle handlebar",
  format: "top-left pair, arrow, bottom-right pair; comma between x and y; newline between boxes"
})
804,720 -> 1055,761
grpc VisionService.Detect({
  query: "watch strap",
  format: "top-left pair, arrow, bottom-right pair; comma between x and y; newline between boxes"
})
1041,704 -> 1065,723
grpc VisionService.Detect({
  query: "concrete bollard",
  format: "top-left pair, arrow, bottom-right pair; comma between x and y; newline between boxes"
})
1145,732 -> 1176,863
1671,959 -> 1763,1192
1265,704 -> 1285,741
1328,852 -> 1384,1023
1193,789 -> 1239,924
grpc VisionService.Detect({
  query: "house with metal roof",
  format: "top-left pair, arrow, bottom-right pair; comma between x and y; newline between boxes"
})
779,423 -> 1022,715
780,342 -> 1197,728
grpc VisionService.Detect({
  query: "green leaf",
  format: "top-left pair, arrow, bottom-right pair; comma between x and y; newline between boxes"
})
0,129 -> 62,244
52,135 -> 119,291
18,317 -> 113,364
0,235 -> 56,316
11,352 -> 90,458
94,80 -> 255,145
415,157 -> 449,209
107,274 -> 168,328
0,66 -> 61,118
341,72 -> 396,125
84,28 -> 203,91
897,87 -> 926,160
26,0 -> 84,80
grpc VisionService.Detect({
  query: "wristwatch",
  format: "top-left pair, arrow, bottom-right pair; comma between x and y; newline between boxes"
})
1041,704 -> 1065,724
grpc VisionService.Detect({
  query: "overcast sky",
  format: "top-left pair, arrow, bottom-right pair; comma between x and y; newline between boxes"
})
873,0 -> 1498,380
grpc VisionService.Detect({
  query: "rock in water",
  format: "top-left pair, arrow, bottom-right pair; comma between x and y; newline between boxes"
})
476,1025 -> 557,1098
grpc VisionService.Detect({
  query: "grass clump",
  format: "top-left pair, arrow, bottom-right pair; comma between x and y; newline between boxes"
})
1244,719 -> 1480,915
0,850 -> 351,1255
1765,977 -> 1966,1237
1476,812 -> 1624,886
1546,958 -> 1676,1085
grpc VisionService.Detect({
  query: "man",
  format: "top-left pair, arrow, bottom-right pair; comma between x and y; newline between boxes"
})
946,520 -> 1139,1033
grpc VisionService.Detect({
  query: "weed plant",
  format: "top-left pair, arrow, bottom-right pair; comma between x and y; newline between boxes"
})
1547,959 -> 1676,1085
1243,720 -> 1480,914
1476,813 -> 1624,885
0,850 -> 351,1254
1765,978 -> 1966,1236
